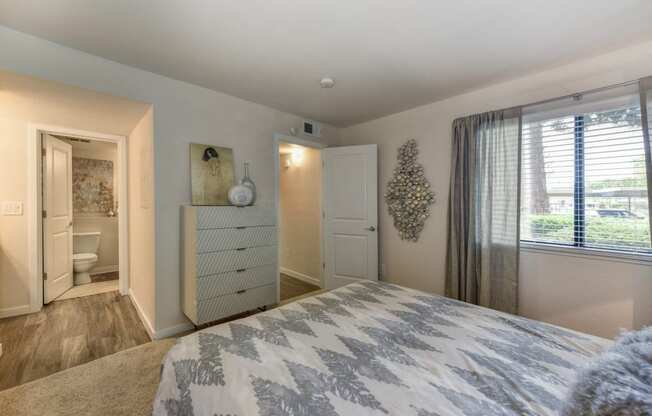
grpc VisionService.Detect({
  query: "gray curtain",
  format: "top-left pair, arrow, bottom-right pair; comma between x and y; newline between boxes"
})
639,76 -> 652,245
446,108 -> 522,314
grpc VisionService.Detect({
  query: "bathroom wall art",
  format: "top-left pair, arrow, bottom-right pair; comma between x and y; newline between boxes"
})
385,139 -> 435,241
73,157 -> 114,214
190,143 -> 235,205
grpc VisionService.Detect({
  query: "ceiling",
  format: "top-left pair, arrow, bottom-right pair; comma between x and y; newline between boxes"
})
1,1 -> 652,127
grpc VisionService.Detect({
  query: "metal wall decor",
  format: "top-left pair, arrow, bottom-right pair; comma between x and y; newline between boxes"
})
385,139 -> 435,241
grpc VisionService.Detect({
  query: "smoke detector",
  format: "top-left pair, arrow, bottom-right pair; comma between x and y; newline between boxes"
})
320,77 -> 335,88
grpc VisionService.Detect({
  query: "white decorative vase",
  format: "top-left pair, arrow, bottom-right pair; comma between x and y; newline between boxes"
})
240,162 -> 256,204
228,184 -> 254,207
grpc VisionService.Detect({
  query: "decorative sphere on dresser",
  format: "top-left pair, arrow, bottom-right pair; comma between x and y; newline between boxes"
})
228,184 -> 254,206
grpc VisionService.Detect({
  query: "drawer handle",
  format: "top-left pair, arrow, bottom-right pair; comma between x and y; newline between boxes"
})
236,289 -> 247,294
236,268 -> 247,273
236,226 -> 247,230
236,247 -> 247,251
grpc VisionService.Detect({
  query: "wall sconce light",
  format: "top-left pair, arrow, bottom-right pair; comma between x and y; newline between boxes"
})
290,147 -> 304,166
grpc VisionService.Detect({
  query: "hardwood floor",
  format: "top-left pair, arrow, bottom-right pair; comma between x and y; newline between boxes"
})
280,273 -> 320,300
0,291 -> 150,391
0,275 -> 319,391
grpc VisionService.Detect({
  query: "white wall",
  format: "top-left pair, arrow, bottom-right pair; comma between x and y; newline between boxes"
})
127,108 -> 156,335
279,147 -> 322,285
341,40 -> 652,338
520,249 -> 652,339
0,26 -> 340,335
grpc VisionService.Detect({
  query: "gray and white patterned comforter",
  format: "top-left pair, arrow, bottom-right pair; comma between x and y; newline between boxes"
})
153,281 -> 610,416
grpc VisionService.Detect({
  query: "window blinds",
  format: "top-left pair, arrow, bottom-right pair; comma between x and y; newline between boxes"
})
520,82 -> 652,253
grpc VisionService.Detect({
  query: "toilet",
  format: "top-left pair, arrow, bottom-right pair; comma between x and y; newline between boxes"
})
73,232 -> 101,285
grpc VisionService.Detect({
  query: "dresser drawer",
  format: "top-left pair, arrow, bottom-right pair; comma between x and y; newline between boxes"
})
196,284 -> 276,324
196,245 -> 276,276
196,206 -> 275,229
197,226 -> 276,253
197,265 -> 276,300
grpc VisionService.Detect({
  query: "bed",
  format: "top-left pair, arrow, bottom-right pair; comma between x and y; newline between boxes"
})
153,281 -> 610,416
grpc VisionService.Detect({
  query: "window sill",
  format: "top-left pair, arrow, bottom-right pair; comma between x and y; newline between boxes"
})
520,241 -> 652,266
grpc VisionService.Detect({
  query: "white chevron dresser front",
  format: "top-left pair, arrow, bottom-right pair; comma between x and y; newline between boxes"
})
182,205 -> 278,325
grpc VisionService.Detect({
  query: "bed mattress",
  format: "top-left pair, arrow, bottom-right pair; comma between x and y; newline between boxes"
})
153,281 -> 609,416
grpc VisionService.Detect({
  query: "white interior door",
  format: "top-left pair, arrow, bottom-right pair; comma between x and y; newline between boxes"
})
43,134 -> 73,303
323,144 -> 378,289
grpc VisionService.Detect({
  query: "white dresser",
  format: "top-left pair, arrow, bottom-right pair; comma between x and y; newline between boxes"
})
182,205 -> 278,325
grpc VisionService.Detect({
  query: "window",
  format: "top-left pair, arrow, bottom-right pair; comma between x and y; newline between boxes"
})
521,84 -> 651,254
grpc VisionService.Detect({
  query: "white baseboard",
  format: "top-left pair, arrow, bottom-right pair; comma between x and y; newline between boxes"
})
90,265 -> 119,275
280,267 -> 320,287
128,289 -> 155,339
152,322 -> 194,340
0,304 -> 32,319
128,289 -> 193,340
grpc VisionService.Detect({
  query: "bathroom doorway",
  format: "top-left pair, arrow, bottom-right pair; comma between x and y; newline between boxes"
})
45,135 -> 121,301
28,125 -> 129,307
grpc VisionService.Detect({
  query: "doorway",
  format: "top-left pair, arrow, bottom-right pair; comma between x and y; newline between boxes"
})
275,137 -> 325,300
28,125 -> 129,309
273,134 -> 380,296
42,134 -> 122,302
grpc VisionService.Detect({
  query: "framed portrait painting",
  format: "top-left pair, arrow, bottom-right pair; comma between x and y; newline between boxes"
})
190,143 -> 235,205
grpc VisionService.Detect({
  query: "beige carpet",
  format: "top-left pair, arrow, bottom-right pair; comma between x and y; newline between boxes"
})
0,338 -> 176,416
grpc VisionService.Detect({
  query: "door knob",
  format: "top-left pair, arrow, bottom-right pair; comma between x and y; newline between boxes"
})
365,226 -> 376,232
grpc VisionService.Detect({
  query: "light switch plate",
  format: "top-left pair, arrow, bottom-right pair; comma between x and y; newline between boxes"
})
2,201 -> 23,216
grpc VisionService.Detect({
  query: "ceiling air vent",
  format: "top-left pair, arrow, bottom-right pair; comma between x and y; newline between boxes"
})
302,120 -> 320,138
